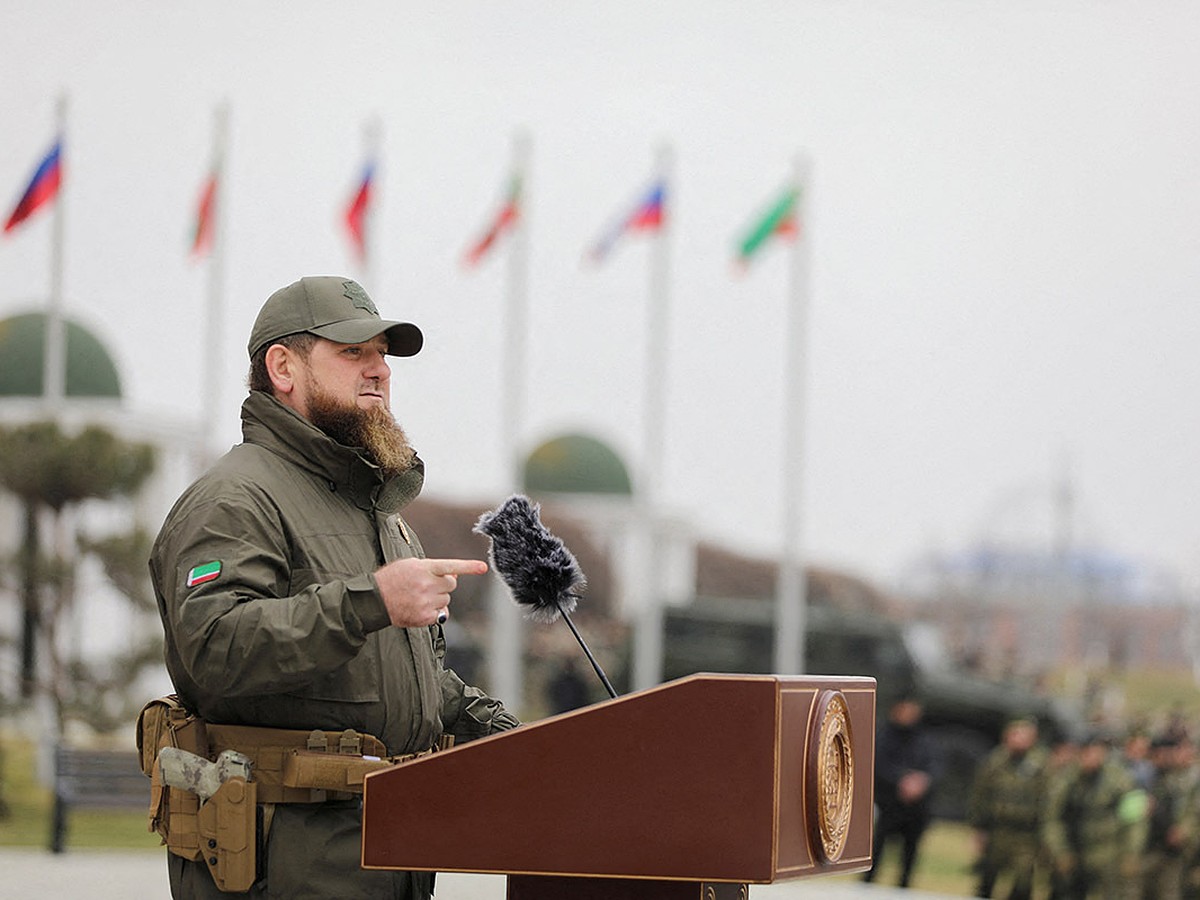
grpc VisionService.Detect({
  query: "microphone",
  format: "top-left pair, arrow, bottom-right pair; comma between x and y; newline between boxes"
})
474,494 -> 617,700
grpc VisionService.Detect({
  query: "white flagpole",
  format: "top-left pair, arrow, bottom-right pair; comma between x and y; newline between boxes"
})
200,102 -> 229,466
43,93 -> 68,412
490,130 -> 531,711
502,130 -> 531,495
774,154 -> 812,675
631,142 -> 673,691
359,116 -> 381,288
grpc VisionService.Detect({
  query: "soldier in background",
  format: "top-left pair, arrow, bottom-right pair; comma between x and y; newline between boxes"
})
863,694 -> 941,889
1177,736 -> 1200,900
1045,732 -> 1082,900
1043,732 -> 1146,899
1141,734 -> 1196,900
969,717 -> 1048,899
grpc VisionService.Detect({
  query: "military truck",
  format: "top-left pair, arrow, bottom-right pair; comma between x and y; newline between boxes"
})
662,596 -> 1082,819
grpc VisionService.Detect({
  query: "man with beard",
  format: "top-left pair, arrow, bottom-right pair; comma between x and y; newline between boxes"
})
148,276 -> 519,899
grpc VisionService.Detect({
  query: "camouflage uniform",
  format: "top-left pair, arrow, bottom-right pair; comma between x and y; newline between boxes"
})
1043,741 -> 1145,900
969,736 -> 1049,899
1144,739 -> 1199,900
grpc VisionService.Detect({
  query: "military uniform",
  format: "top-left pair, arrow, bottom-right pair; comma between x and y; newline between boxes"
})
1043,746 -> 1145,900
150,390 -> 518,898
969,739 -> 1049,899
1143,742 -> 1198,900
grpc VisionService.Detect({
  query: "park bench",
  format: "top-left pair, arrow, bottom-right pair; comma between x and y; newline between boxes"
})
49,744 -> 147,853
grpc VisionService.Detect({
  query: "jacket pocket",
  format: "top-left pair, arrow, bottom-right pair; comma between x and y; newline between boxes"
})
290,647 -> 382,703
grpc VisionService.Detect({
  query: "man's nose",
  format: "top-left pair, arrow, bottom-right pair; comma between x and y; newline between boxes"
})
365,352 -> 390,379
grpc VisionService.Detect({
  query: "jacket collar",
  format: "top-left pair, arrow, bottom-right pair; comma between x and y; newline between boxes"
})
239,391 -> 424,512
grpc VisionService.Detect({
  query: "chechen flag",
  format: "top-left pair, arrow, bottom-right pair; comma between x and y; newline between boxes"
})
587,180 -> 665,263
4,139 -> 63,235
462,174 -> 521,267
735,185 -> 800,269
344,160 -> 374,261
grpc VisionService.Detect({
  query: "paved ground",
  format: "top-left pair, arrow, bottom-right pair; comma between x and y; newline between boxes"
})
0,849 -> 955,899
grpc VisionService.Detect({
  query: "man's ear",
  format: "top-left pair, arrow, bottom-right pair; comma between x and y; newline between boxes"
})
265,344 -> 296,396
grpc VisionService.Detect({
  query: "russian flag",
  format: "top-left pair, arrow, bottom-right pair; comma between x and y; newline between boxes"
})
344,160 -> 374,261
4,139 -> 63,235
587,180 -> 665,263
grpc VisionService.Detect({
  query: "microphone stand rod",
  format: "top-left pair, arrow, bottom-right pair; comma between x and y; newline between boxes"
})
556,600 -> 618,699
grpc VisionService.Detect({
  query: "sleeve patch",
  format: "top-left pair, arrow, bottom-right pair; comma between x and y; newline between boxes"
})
185,560 -> 223,588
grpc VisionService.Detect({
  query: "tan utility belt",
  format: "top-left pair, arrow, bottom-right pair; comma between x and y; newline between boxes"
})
136,694 -> 451,892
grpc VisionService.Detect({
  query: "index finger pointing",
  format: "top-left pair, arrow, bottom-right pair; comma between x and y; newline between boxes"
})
428,559 -> 489,577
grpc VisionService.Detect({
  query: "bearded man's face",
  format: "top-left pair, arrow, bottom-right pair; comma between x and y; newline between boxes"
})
306,381 -> 416,477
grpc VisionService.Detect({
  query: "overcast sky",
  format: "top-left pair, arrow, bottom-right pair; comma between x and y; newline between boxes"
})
2,1 -> 1199,591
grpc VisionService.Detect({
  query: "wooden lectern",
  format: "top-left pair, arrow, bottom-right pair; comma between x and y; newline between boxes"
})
362,674 -> 875,898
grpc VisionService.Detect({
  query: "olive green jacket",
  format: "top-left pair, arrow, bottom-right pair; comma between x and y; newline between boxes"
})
150,391 -> 517,756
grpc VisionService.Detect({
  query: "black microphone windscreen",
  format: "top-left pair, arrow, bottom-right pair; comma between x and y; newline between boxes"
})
473,494 -> 586,623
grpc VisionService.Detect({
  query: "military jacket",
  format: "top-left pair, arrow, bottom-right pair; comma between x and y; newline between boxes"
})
150,391 -> 517,756
968,745 -> 1049,833
1043,759 -> 1141,859
1147,766 -> 1198,853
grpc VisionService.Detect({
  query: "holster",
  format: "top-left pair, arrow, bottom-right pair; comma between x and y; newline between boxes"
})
196,776 -> 258,893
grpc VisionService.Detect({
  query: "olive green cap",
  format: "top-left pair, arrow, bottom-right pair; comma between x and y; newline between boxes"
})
248,276 -> 423,359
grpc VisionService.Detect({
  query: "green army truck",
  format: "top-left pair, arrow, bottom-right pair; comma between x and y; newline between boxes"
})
661,597 -> 1082,819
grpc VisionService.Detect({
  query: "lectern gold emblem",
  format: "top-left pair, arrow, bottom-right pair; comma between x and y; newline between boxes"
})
805,689 -> 855,863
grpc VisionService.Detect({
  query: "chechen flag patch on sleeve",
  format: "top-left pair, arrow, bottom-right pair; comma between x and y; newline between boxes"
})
186,561 -> 222,588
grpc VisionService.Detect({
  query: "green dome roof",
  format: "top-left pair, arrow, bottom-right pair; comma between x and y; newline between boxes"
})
0,312 -> 121,399
523,433 -> 633,496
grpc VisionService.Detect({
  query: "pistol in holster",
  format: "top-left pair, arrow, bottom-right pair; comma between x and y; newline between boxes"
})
158,747 -> 257,893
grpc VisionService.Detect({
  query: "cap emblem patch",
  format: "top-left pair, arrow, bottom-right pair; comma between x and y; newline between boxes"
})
343,281 -> 378,315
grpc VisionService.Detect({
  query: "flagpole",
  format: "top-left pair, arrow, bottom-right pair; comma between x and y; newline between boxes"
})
502,130 -> 531,495
631,142 -> 673,691
774,153 -> 812,675
490,129 -> 531,711
360,116 -> 381,287
201,101 -> 229,466
43,93 -> 68,412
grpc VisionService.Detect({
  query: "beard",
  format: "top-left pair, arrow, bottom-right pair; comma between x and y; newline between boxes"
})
306,385 -> 416,478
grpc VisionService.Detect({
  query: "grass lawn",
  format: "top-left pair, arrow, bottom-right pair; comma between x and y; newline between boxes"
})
0,730 -> 159,852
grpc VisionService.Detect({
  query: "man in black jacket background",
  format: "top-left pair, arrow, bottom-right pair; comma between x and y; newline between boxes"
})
864,694 -> 942,888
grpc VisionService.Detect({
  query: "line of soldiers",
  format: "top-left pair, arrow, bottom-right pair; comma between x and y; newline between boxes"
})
969,717 -> 1199,900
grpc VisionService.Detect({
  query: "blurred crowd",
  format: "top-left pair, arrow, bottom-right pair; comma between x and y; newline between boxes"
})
965,713 -> 1200,900
866,695 -> 1200,899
